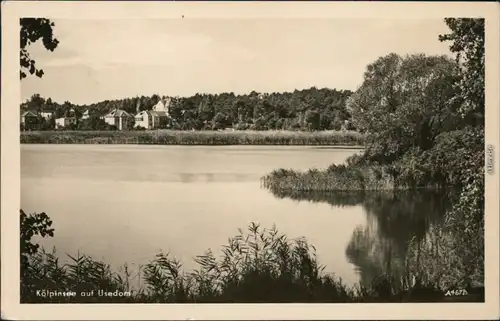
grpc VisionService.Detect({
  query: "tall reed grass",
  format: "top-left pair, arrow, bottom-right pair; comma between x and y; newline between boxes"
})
20,130 -> 365,146
260,149 -> 450,193
22,222 -> 356,303
261,163 -> 396,193
21,214 -> 483,303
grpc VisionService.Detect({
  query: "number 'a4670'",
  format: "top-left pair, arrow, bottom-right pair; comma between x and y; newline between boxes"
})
445,289 -> 468,296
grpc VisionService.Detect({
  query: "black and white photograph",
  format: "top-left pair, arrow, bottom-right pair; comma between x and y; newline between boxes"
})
2,1 -> 499,320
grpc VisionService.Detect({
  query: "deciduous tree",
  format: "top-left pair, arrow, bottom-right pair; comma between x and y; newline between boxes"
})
20,18 -> 59,80
346,53 -> 460,163
439,18 -> 485,124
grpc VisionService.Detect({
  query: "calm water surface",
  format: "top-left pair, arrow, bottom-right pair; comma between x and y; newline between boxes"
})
21,144 -> 448,286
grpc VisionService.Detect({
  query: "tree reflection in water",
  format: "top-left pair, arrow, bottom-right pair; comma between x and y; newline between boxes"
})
269,188 -> 456,292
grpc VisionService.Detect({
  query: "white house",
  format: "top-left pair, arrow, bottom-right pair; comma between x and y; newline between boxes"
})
55,117 -> 77,128
134,110 -> 169,129
134,98 -> 171,129
40,111 -> 54,120
153,98 -> 171,115
104,109 -> 134,130
82,109 -> 90,120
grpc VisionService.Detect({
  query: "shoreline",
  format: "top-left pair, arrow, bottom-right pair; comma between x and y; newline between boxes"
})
20,129 -> 366,146
22,213 -> 484,304
20,142 -> 366,149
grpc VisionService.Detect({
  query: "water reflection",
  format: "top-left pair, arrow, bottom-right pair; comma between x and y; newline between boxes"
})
269,189 -> 367,207
267,188 -> 454,287
177,172 -> 256,183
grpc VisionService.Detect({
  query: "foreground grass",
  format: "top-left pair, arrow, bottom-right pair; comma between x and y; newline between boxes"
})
20,130 -> 365,146
21,212 -> 483,303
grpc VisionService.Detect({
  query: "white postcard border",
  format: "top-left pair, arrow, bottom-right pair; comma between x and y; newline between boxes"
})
2,1 -> 499,320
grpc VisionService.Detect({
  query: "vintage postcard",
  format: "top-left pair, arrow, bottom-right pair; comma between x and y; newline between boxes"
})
1,0 -> 499,320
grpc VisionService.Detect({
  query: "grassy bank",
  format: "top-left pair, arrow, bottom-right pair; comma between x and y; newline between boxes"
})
20,130 -> 366,146
21,211 -> 483,303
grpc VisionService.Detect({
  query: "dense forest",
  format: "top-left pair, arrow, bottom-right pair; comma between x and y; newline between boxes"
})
21,87 -> 355,131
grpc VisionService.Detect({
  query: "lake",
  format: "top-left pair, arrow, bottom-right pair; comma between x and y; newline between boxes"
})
21,144 -> 449,287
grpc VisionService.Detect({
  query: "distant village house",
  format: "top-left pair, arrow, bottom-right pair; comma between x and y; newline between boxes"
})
20,111 -> 39,130
82,109 -> 90,120
134,110 -> 169,129
134,98 -> 171,129
40,111 -> 54,120
55,117 -> 77,129
104,108 -> 134,130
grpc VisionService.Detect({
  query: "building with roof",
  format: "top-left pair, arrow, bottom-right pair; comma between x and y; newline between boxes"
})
40,110 -> 54,120
134,110 -> 169,129
20,110 -> 40,130
134,98 -> 171,129
55,117 -> 77,129
104,109 -> 134,130
153,97 -> 172,115
82,109 -> 90,120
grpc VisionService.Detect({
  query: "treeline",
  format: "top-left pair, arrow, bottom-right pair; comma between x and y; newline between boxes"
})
21,87 -> 356,131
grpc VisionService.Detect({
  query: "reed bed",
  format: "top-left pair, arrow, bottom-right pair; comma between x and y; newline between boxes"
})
261,163 -> 396,193
260,151 -> 447,193
20,130 -> 366,146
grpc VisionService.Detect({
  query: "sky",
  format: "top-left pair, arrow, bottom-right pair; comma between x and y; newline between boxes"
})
21,18 -> 453,105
